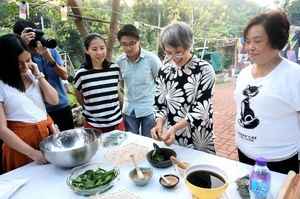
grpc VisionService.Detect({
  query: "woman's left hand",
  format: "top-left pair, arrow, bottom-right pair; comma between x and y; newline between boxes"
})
161,126 -> 176,145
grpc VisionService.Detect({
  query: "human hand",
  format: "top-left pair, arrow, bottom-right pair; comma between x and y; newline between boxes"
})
21,28 -> 35,46
151,119 -> 164,140
50,124 -> 60,134
29,150 -> 48,164
161,126 -> 176,146
28,62 -> 41,77
35,42 -> 55,65
151,125 -> 162,141
35,41 -> 49,56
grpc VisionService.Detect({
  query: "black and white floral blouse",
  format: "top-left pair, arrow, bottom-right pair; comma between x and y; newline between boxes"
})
154,55 -> 215,153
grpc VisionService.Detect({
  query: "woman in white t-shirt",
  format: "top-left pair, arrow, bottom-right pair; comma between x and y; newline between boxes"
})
0,34 -> 59,172
235,10 -> 300,174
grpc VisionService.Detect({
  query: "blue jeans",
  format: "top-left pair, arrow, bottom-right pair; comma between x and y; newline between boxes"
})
124,111 -> 155,137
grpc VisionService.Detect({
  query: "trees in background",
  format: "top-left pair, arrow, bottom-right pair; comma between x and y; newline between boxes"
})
285,0 -> 300,26
107,0 -> 120,61
0,0 -> 264,69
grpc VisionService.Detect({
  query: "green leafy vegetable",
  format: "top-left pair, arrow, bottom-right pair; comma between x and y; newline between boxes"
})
71,168 -> 117,190
151,152 -> 165,162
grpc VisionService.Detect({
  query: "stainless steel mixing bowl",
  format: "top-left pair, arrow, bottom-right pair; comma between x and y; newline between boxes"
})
40,128 -> 99,168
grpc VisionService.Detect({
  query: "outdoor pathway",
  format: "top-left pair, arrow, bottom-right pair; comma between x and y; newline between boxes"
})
213,80 -> 238,160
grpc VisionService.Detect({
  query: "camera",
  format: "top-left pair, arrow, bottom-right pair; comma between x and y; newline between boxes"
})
24,28 -> 57,49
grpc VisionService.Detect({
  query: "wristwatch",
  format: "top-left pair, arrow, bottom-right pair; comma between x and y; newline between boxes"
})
36,72 -> 45,80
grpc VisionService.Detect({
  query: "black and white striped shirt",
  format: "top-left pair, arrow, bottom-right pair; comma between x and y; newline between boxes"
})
74,64 -> 122,128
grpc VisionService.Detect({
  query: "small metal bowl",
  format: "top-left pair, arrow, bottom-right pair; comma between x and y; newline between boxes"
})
129,167 -> 153,186
40,128 -> 99,168
146,148 -> 177,168
159,174 -> 180,189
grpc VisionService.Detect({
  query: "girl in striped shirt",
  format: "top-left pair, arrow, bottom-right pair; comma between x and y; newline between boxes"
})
74,33 -> 124,133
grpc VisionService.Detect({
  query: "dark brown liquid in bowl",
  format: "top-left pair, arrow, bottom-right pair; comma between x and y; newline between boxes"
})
187,170 -> 225,188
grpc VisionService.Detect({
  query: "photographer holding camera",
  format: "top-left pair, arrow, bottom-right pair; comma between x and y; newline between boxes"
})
13,19 -> 74,131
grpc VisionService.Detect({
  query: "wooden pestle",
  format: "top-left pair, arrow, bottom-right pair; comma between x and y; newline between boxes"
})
161,175 -> 171,185
130,154 -> 145,180
170,156 -> 188,169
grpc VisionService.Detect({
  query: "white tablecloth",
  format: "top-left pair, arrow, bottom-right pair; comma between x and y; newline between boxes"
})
0,132 -> 286,199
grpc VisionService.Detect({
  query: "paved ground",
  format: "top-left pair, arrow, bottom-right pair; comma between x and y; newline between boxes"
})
213,80 -> 238,160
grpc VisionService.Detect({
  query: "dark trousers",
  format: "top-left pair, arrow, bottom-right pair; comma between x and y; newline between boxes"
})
48,105 -> 74,131
238,149 -> 299,174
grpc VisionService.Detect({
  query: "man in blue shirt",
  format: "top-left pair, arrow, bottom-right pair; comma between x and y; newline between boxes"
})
13,19 -> 74,131
116,24 -> 162,137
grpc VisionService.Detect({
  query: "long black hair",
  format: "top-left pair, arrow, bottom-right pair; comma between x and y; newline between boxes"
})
83,33 -> 112,70
0,34 -> 28,92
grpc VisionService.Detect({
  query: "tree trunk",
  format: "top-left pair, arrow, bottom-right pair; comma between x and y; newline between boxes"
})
67,0 -> 88,38
106,0 -> 120,61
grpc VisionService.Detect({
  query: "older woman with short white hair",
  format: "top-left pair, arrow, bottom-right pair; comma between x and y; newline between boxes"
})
151,22 -> 216,153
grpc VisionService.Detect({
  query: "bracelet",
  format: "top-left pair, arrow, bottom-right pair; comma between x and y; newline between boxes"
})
36,72 -> 45,80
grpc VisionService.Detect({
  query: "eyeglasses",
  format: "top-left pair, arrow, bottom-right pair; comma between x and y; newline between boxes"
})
165,52 -> 184,59
163,51 -> 185,64
120,40 -> 138,47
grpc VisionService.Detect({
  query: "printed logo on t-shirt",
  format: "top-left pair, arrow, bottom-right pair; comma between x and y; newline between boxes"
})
238,131 -> 256,142
238,85 -> 261,129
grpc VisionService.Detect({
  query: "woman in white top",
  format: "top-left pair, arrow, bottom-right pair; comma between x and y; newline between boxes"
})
235,10 -> 300,174
0,34 -> 58,172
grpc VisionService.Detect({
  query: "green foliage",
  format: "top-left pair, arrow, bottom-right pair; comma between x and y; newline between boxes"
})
0,0 -> 262,70
287,0 -> 300,13
67,84 -> 80,108
286,0 -> 300,25
0,2 -> 18,29
0,27 -> 10,36
0,0 -> 85,68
